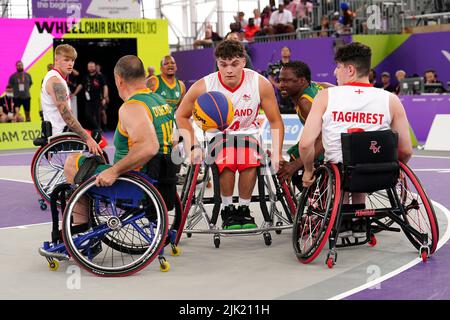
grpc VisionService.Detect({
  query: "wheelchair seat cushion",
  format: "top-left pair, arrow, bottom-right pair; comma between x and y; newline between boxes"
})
74,155 -> 109,185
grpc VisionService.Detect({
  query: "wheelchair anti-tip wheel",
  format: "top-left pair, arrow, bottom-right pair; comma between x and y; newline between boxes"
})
61,173 -> 169,277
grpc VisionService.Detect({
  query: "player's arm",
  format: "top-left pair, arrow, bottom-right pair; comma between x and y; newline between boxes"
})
259,76 -> 284,169
46,76 -> 101,155
175,79 -> 206,154
179,80 -> 187,102
95,103 -> 159,187
299,89 -> 328,186
147,76 -> 158,92
298,97 -> 313,120
72,83 -> 83,97
389,93 -> 412,164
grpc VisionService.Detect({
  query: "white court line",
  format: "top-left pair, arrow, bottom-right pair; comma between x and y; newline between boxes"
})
0,222 -> 51,230
413,155 -> 450,160
0,177 -> 33,184
329,199 -> 450,300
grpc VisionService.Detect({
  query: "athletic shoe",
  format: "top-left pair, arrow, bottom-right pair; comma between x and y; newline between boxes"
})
221,205 -> 241,230
352,219 -> 367,238
238,205 -> 257,229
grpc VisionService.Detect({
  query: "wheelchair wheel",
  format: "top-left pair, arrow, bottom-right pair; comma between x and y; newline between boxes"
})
31,136 -> 89,204
292,164 -> 341,264
396,162 -> 439,254
62,174 -> 168,277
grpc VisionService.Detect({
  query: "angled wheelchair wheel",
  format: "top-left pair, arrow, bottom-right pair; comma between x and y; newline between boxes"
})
396,162 -> 439,254
292,164 -> 341,264
62,174 -> 169,277
32,136 -> 89,204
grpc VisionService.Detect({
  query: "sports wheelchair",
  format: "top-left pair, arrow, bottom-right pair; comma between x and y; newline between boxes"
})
292,130 -> 439,268
38,170 -> 185,277
31,121 -> 109,210
179,133 -> 297,248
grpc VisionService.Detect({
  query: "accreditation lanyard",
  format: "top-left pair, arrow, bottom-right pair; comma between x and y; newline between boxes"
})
4,96 -> 14,113
17,73 -> 25,84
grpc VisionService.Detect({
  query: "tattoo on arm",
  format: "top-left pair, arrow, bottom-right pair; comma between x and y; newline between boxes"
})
52,82 -> 89,140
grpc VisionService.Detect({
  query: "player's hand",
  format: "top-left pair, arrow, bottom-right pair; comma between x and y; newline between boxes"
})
302,169 -> 316,188
86,136 -> 102,156
189,146 -> 203,165
277,160 -> 298,182
95,167 -> 119,187
101,98 -> 107,106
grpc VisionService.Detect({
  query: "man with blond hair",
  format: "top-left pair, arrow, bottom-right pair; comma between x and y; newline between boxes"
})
41,44 -> 101,155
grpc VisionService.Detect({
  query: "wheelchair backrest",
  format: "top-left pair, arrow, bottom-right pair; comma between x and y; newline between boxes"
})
340,129 -> 399,193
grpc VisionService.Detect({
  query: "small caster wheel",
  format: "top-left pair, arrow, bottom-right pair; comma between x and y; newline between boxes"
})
48,260 -> 59,271
369,235 -> 377,247
419,245 -> 430,262
326,257 -> 334,269
159,259 -> 171,272
214,235 -> 220,248
275,222 -> 282,235
170,245 -> 181,256
263,232 -> 272,246
186,233 -> 192,238
39,199 -> 47,211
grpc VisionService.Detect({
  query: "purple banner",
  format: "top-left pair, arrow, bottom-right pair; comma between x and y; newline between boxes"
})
374,32 -> 450,88
32,0 -> 141,19
401,95 -> 450,142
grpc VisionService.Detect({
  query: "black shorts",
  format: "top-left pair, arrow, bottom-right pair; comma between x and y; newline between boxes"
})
14,97 -> 31,112
145,153 -> 178,211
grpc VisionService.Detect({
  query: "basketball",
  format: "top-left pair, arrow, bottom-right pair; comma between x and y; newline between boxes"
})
193,91 -> 234,131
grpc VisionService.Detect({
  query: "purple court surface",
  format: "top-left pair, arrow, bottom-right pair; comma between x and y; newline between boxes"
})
1,142 -> 450,300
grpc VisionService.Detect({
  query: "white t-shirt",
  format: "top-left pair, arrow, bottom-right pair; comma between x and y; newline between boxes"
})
41,70 -> 71,134
269,10 -> 293,25
203,68 -> 265,136
322,84 -> 392,163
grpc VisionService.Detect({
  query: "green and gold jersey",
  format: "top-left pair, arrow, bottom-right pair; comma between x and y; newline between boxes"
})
114,88 -> 175,166
295,82 -> 324,124
150,74 -> 185,109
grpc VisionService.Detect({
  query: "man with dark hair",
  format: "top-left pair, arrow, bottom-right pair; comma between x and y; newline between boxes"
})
72,61 -> 108,131
380,71 -> 395,92
299,42 -> 412,238
277,61 -> 333,183
148,55 -> 186,110
176,39 -> 284,230
9,60 -> 33,121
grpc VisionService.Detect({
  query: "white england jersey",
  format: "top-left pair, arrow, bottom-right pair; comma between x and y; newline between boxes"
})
322,83 -> 392,163
203,68 -> 263,136
41,69 -> 71,134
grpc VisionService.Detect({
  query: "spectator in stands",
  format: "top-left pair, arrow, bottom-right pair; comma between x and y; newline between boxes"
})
369,68 -> 378,86
297,0 -> 313,27
285,0 -> 298,28
267,46 -> 294,112
193,24 -> 223,49
244,18 -> 260,41
253,8 -> 262,27
234,11 -> 248,27
424,69 -> 446,93
339,2 -> 355,32
0,85 -> 24,123
269,0 -> 277,12
380,71 -> 395,92
395,70 -> 406,95
260,6 -> 272,30
265,3 -> 295,35
8,60 -> 32,122
331,12 -> 344,35
314,15 -> 330,37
